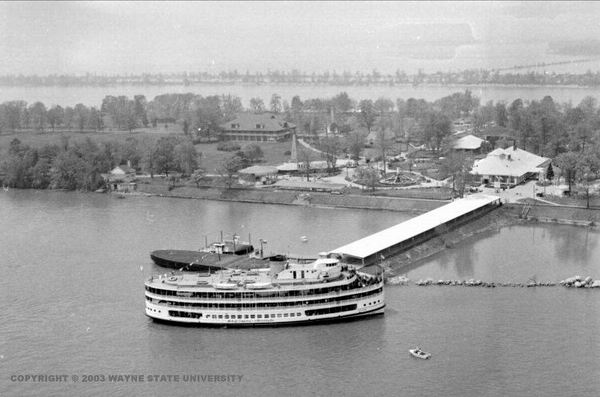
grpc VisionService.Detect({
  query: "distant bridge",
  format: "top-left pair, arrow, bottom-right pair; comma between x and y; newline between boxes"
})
492,58 -> 600,73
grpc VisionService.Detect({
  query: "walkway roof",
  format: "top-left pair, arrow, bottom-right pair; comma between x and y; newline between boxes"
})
329,194 -> 500,260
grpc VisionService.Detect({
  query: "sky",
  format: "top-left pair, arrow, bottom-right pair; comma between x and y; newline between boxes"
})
2,1 -> 600,75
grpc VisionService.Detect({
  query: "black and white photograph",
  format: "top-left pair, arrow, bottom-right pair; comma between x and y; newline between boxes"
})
1,1 -> 599,396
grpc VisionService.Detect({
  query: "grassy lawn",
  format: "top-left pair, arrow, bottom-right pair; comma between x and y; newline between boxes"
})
537,193 -> 600,208
0,128 -> 176,149
195,141 -> 296,171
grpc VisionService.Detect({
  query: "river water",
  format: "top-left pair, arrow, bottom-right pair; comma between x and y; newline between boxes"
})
1,84 -> 599,108
1,190 -> 599,396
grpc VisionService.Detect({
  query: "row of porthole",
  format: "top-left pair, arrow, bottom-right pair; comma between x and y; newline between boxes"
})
363,300 -> 381,307
148,308 -> 162,313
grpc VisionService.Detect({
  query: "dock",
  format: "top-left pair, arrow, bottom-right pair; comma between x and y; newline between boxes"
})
329,194 -> 502,266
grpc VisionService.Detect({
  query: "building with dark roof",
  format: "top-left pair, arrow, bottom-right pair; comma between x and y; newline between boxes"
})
219,113 -> 296,142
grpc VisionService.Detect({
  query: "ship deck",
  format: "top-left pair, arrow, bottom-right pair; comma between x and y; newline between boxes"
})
146,269 -> 373,293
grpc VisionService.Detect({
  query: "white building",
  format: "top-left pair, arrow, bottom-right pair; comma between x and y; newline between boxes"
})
452,134 -> 486,153
470,146 -> 550,187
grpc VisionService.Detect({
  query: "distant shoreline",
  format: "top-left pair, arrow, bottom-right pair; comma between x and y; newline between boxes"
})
0,82 -> 596,89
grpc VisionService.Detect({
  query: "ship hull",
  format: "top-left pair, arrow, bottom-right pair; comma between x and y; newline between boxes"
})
150,250 -> 293,271
150,250 -> 227,271
144,283 -> 385,327
146,305 -> 385,327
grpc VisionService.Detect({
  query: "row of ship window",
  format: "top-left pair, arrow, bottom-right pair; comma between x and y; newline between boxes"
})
169,311 -> 302,319
147,287 -> 383,309
145,278 -> 371,299
168,303 -> 359,319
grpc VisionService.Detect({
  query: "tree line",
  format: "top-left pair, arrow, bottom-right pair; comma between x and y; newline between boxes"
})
0,94 -> 237,136
4,68 -> 600,87
0,136 -> 199,190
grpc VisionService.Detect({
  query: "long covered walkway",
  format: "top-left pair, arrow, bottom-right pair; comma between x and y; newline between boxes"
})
329,194 -> 502,266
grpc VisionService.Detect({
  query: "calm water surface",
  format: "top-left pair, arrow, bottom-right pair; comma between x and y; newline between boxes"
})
0,191 -> 599,397
1,84 -> 599,108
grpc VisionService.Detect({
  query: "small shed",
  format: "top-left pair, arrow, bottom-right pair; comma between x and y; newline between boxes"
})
103,162 -> 137,192
452,134 -> 486,152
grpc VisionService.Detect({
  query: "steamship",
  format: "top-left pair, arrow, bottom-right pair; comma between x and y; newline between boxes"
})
144,253 -> 384,326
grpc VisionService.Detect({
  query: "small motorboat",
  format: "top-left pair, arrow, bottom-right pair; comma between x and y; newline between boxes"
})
409,347 -> 431,359
300,236 -> 308,242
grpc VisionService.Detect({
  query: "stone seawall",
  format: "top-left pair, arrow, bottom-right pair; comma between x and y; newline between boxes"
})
503,203 -> 600,225
137,184 -> 446,214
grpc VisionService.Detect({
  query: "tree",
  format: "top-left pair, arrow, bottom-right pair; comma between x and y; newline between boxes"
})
73,103 -> 89,132
191,95 -> 223,139
31,158 -> 52,189
374,115 -> 395,174
219,153 -> 246,188
576,149 -> 600,209
87,107 -> 103,131
374,97 -> 394,114
358,99 -> 377,132
290,95 -> 303,125
221,94 -> 243,120
1,141 -> 36,188
133,95 -> 149,127
270,93 -> 282,113
555,151 -> 579,192
249,97 -> 265,113
405,97 -> 430,120
495,102 -> 508,127
440,151 -> 472,198
140,140 -> 157,178
546,162 -> 554,181
298,147 -> 314,181
173,140 -> 199,176
29,102 -> 47,131
570,123 -> 594,153
153,137 -> 177,176
422,111 -> 452,152
345,129 -> 367,160
241,144 -> 264,163
308,115 -> 325,137
508,99 -> 524,134
50,149 -> 88,190
332,92 -> 354,114
191,168 -> 206,187
2,101 -> 27,132
120,137 -> 142,168
319,135 -> 341,173
354,166 -> 380,191
63,107 -> 75,130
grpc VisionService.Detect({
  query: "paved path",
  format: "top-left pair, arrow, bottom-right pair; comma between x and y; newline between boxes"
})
478,180 -> 563,205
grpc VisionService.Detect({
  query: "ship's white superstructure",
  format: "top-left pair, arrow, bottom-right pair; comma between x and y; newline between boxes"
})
144,254 -> 384,326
